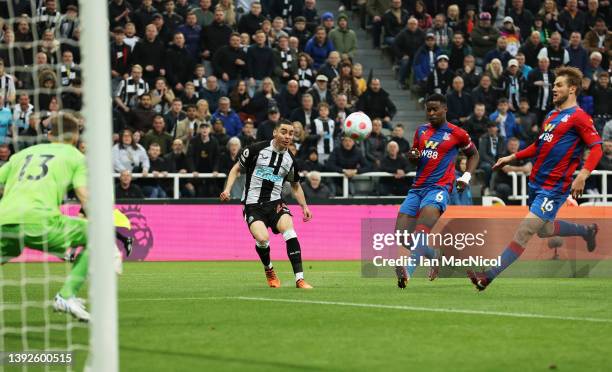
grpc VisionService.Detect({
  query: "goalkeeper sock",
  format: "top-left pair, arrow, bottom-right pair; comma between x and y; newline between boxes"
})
485,241 -> 525,280
59,249 -> 89,298
283,229 -> 303,281
255,241 -> 272,269
553,220 -> 588,238
406,225 -> 436,277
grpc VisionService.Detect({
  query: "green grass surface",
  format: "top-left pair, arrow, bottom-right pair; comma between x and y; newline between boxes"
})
2,261 -> 612,371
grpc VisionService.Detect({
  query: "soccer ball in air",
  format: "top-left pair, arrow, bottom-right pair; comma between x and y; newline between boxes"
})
343,111 -> 372,142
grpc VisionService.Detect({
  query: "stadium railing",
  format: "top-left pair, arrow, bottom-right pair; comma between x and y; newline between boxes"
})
115,171 -> 612,203
508,171 -> 612,205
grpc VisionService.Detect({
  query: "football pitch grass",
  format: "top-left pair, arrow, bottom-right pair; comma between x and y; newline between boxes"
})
2,261 -> 612,371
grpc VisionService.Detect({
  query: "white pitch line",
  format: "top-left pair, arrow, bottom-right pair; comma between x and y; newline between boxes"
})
232,296 -> 612,324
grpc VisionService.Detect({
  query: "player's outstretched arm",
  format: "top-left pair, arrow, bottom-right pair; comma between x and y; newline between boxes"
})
220,162 -> 241,201
571,144 -> 603,199
290,182 -> 312,222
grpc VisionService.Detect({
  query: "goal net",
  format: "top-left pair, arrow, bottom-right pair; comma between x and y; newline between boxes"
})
0,1 -> 117,371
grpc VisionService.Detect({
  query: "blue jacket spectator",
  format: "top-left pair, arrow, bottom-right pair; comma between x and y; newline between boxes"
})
304,27 -> 335,70
567,36 -> 589,72
412,41 -> 441,84
177,18 -> 202,60
211,103 -> 243,137
0,104 -> 12,144
489,109 -> 521,144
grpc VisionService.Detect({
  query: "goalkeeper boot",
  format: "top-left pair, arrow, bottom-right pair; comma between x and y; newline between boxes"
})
395,266 -> 408,289
265,267 -> 281,288
53,294 -> 91,322
296,279 -> 313,289
584,224 -> 599,252
467,270 -> 491,292
427,248 -> 442,281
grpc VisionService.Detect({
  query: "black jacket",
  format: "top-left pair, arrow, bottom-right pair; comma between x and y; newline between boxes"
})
238,12 -> 266,35
212,45 -> 246,79
164,151 -> 194,172
471,86 -> 498,115
446,91 -> 474,126
464,115 -> 493,144
382,8 -> 409,38
165,44 -> 195,87
426,68 -> 454,96
356,88 -> 397,120
326,145 -> 371,173
110,41 -> 132,76
246,45 -> 276,80
277,89 -> 302,118
132,38 -> 166,79
188,136 -> 220,172
201,21 -> 233,57
115,183 -> 145,199
393,28 -> 424,60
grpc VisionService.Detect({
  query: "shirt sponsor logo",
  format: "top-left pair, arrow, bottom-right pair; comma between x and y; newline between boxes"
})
255,166 -> 283,182
424,140 -> 439,149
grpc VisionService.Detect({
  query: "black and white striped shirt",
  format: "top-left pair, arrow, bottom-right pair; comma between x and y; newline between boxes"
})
239,140 -> 300,205
59,63 -> 80,87
115,77 -> 149,108
312,117 -> 335,162
0,74 -> 16,108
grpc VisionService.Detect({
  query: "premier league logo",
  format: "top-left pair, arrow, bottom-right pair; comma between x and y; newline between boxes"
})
119,205 -> 154,261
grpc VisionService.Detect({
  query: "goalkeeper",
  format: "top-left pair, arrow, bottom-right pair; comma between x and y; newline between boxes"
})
0,113 -> 100,322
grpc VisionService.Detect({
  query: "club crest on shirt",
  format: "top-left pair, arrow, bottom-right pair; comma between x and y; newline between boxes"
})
443,132 -> 451,141
561,114 -> 570,123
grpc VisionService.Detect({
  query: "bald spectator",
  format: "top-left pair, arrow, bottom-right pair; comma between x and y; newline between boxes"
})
132,24 -> 165,85
211,97 -> 243,137
364,118 -> 387,167
318,51 -> 341,82
519,31 -> 545,69
537,32 -> 569,71
379,141 -> 410,195
446,76 -> 473,126
301,171 -> 332,199
427,13 -> 452,51
393,17 -> 424,89
278,80 -> 302,117
200,8 -> 233,62
585,51 -> 605,82
115,170 -> 145,199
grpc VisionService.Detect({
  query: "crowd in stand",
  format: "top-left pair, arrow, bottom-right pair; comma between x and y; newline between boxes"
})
0,0 -> 610,203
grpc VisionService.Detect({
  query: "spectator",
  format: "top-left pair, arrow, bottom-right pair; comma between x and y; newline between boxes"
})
0,143 -> 11,167
585,0 -> 606,30
128,93 -> 157,133
270,17 -> 289,44
110,27 -> 133,87
307,74 -> 334,107
14,18 -> 34,67
579,77 -> 595,116
492,137 -> 532,202
478,122 -> 505,189
151,13 -> 172,45
352,63 -> 367,96
489,98 -> 521,142
218,137 -> 243,196
330,61 -> 358,107
527,56 -> 555,122
426,54 -> 453,96
445,4 -> 461,31
499,17 -> 521,58
246,29 -> 276,96
163,1 -> 185,34
509,0 -> 534,42
164,99 -> 186,135
115,65 -> 149,129
256,106 -> 281,141
328,13 -> 357,58
188,122 -> 220,195
364,118 -> 387,168
180,82 -> 200,106
211,118 -> 230,148
278,80 -> 302,118
327,136 -> 371,193
175,104 -> 201,150
109,0 -> 133,30
519,31 -> 545,69
0,97 -> 12,145
36,0 -> 61,36
413,0 -> 432,31
141,142 -> 171,198
200,76 -> 223,113
193,0 -> 214,27
412,33 -> 441,95
142,115 -> 173,155
296,52 -> 316,93
37,29 -> 60,66
292,121 -> 309,157
238,2 -> 266,36
515,98 -> 539,146
366,0 -> 390,48
164,138 -> 197,197
449,155 -> 473,205
211,97 -> 243,137
567,32 -> 589,72
382,0 -> 408,47
191,64 -> 207,91
301,171 -> 332,199
448,32 -> 472,73
471,74 -> 498,115
300,147 -> 325,171
558,0 -> 586,40
12,94 -> 34,136
229,80 -> 251,118
176,12 -> 202,60
213,33 -> 247,96
321,12 -> 335,34
531,15 -> 551,46
356,78 -> 396,129
238,119 -> 256,148
464,102 -> 493,144
583,18 -> 611,64
393,17 -> 424,89
290,17 -> 312,51
485,58 -> 505,91
457,4 -> 476,41
456,55 -> 481,92
446,76 -> 473,126
485,36 -> 512,68
389,124 -> 410,155
318,51 -> 341,82
302,0 -> 320,33
290,93 -> 315,129
273,35 -> 298,87
590,72 -> 611,133
427,13 -> 452,51
472,12 -> 500,67
115,170 -> 145,199
112,129 -> 150,174
201,8 -> 233,64
585,51 -> 605,82
165,32 -> 195,93
133,0 -> 159,37
515,52 -> 532,79
175,0 -> 192,19
500,59 -> 526,111
310,102 -> 336,163
304,26 -> 335,70
537,1 -> 560,36
250,77 -> 280,124
537,32 -> 569,71
330,93 -> 353,130
123,22 -> 140,50
604,121 -> 612,141
132,24 -> 165,86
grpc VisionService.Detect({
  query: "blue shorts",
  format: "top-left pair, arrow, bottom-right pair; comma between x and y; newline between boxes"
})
527,185 -> 568,222
399,186 -> 450,217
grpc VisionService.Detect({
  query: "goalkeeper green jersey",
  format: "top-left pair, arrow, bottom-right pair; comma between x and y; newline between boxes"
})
0,143 -> 87,225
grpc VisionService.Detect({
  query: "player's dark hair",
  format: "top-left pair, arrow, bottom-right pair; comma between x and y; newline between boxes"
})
275,119 -> 293,129
51,112 -> 79,140
425,93 -> 446,106
554,66 -> 583,93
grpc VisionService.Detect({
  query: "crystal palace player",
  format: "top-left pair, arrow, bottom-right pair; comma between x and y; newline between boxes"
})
395,94 -> 480,287
468,67 -> 602,291
220,120 -> 314,289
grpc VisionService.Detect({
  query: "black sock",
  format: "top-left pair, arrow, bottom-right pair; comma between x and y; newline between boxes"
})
255,244 -> 271,268
286,238 -> 303,274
